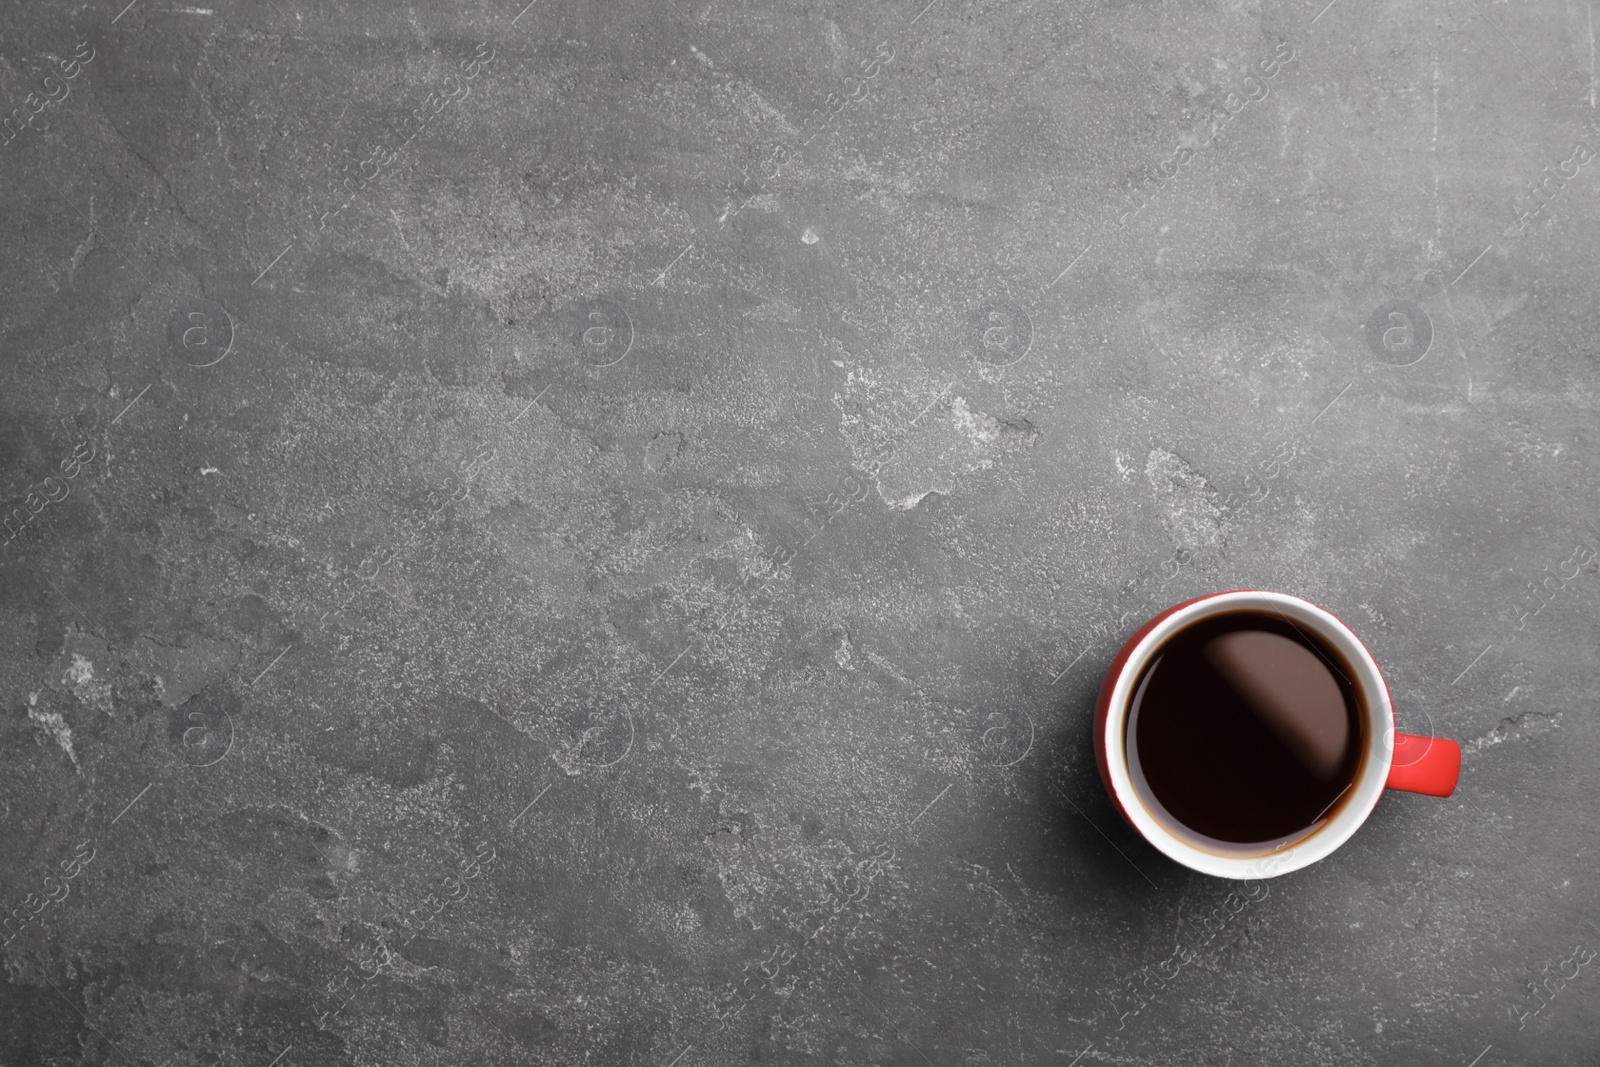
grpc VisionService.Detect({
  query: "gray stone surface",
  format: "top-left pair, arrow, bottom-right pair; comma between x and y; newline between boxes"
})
1,0 -> 1597,1063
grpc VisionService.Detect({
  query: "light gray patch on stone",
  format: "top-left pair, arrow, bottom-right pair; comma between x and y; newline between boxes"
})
1145,447 -> 1226,552
644,431 -> 685,471
26,692 -> 78,769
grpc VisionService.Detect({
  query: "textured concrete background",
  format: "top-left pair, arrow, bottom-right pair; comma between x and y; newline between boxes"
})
1,0 -> 1597,1063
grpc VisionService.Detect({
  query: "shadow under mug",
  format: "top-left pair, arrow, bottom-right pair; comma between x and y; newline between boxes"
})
1094,590 -> 1461,879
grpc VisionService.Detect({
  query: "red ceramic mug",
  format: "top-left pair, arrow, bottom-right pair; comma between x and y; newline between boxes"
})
1095,590 -> 1460,879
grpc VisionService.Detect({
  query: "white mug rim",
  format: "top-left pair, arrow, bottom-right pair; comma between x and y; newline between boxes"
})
1101,590 -> 1392,879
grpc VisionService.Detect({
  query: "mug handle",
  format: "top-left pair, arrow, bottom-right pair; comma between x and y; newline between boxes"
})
1385,734 -> 1461,797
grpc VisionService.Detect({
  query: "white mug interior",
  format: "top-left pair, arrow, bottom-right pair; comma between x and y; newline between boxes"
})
1103,591 -> 1392,879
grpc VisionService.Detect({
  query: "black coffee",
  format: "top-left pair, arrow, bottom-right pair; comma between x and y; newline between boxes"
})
1127,611 -> 1364,851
